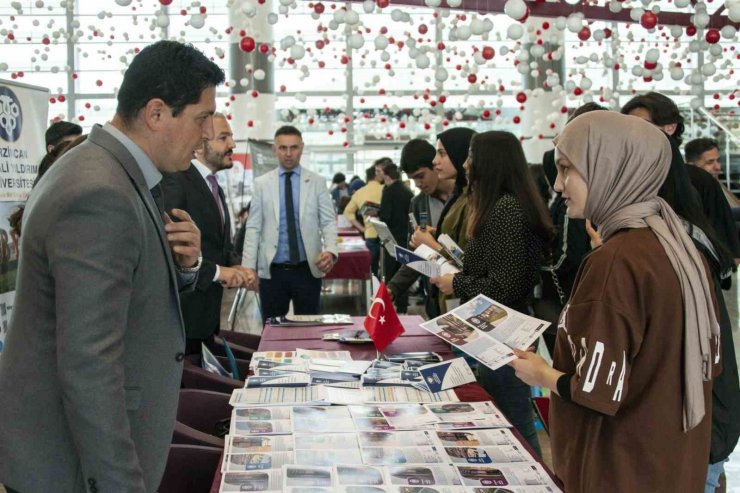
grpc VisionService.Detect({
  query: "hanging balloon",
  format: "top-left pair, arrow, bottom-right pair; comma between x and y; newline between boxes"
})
577,26 -> 591,41
504,0 -> 528,22
515,91 -> 527,103
481,46 -> 495,60
705,29 -> 720,44
640,11 -> 658,29
240,36 -> 256,52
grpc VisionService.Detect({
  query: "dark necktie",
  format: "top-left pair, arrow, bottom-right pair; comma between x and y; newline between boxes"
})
206,174 -> 225,227
150,183 -> 165,216
284,171 -> 299,263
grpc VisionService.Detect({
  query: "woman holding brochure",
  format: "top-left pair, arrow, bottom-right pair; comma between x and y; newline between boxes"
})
509,111 -> 719,493
431,131 -> 555,454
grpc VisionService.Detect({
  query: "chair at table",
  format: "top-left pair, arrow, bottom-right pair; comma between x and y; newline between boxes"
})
173,389 -> 231,448
181,356 -> 244,393
158,444 -> 222,493
219,329 -> 261,351
532,396 -> 550,434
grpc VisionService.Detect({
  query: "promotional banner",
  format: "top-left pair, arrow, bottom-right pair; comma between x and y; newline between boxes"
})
0,79 -> 49,351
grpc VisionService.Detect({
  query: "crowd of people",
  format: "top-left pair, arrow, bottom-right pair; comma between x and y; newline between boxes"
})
0,39 -> 738,493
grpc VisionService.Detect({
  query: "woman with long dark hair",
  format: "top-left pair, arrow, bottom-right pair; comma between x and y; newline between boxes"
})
431,131 -> 555,453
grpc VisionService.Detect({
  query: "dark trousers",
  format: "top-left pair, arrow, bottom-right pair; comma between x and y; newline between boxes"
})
6,487 -> 20,493
478,364 -> 542,456
382,255 -> 408,313
259,262 -> 322,320
185,334 -> 216,356
365,237 -> 380,278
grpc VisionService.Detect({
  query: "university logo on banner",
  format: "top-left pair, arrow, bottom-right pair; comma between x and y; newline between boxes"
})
0,86 -> 23,143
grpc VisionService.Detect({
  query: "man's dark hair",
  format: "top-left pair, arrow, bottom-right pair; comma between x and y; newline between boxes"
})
621,92 -> 685,144
568,102 -> 607,123
45,121 -> 82,148
685,138 -> 720,163
116,41 -> 225,124
365,165 -> 376,182
275,125 -> 302,139
373,157 -> 393,168
332,172 -> 346,185
400,139 -> 436,175
382,162 -> 401,181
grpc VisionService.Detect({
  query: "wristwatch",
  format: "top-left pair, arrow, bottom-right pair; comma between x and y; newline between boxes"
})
176,254 -> 202,273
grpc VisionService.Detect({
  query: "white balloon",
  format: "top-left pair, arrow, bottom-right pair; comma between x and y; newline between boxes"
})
390,9 -> 404,21
471,18 -> 486,35
507,23 -> 523,40
240,78 -> 249,87
289,44 -> 305,60
721,25 -> 737,39
156,14 -> 169,28
504,0 -> 527,20
374,35 -> 388,50
500,46 -> 509,56
267,12 -> 279,24
555,16 -> 567,31
345,10 -> 359,25
435,67 -> 448,82
425,0 -> 442,6
530,45 -> 545,58
701,62 -> 716,76
689,71 -> 703,85
114,0 -> 132,5
333,10 -> 346,23
729,2 -> 740,22
566,14 -> 583,33
630,7 -> 643,22
645,48 -> 660,62
581,76 -> 593,89
348,33 -> 364,49
473,51 -> 486,65
254,69 -> 265,80
281,35 -> 296,49
593,29 -> 605,41
694,12 -> 710,28
416,53 -> 431,69
632,65 -> 644,76
457,25 -> 472,40
709,44 -> 722,56
362,0 -> 375,13
189,14 -> 205,29
380,50 -> 390,62
670,66 -> 684,80
690,97 -> 703,110
669,25 -> 683,38
609,1 -> 623,13
517,64 -> 529,75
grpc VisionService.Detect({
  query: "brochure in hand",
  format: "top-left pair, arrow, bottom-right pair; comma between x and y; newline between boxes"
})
394,244 -> 460,278
420,294 -> 549,372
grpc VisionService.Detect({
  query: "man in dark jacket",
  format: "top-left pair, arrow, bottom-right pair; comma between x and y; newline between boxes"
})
378,160 -> 413,312
388,139 -> 454,318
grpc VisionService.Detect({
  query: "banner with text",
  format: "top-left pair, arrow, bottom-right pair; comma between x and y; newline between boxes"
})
0,79 -> 49,351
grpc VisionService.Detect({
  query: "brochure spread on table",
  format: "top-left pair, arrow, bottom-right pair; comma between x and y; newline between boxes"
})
420,294 -> 550,372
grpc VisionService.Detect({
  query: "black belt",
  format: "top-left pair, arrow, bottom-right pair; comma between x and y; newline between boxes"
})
271,261 -> 309,270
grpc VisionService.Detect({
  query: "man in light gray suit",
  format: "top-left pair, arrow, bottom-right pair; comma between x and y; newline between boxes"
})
243,125 -> 338,319
0,40 -> 224,493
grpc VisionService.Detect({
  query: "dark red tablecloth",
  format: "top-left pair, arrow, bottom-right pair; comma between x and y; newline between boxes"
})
261,315 -> 431,341
324,237 -> 371,281
338,226 -> 362,237
209,319 -> 561,493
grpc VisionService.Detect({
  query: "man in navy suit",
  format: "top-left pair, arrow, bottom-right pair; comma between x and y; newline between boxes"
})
162,113 -> 250,353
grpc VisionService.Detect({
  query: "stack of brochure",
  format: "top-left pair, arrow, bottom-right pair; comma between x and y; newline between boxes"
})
219,402 -> 562,492
268,314 -> 354,326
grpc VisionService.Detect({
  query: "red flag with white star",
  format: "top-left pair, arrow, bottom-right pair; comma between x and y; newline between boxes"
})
364,282 -> 405,352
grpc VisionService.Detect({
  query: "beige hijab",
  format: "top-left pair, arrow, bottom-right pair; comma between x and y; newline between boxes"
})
553,111 -> 719,431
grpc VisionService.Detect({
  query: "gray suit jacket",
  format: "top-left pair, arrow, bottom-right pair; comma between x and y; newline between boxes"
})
243,166 -> 338,279
0,125 -> 190,493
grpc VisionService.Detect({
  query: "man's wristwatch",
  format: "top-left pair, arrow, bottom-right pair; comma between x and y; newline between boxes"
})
176,254 -> 202,273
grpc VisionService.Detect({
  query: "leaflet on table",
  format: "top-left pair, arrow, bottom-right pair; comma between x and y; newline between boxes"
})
222,451 -> 295,472
360,445 -> 446,465
385,352 -> 443,364
420,294 -> 549,372
455,463 -> 560,490
395,244 -> 460,278
230,418 -> 292,436
387,464 -> 462,486
463,487 -> 560,493
309,370 -> 361,385
322,329 -> 373,344
438,233 -> 465,268
334,464 -> 388,488
424,402 -> 511,428
368,218 -> 398,256
350,404 -> 439,430
255,359 -> 310,374
294,447 -> 364,466
284,465 -> 335,488
419,357 -> 476,392
291,406 -> 356,433
226,435 -> 295,455
245,373 -> 311,388
368,386 -> 460,404
269,314 -> 354,326
296,349 -> 354,361
441,444 -> 535,465
219,469 -> 283,492
233,407 -> 292,421
434,429 -> 523,448
248,351 -> 298,370
357,430 -> 437,448
361,368 -> 427,391
294,432 -> 361,450
309,358 -> 374,375
230,386 -> 328,407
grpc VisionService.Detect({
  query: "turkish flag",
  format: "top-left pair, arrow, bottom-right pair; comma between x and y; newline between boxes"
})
364,282 -> 405,352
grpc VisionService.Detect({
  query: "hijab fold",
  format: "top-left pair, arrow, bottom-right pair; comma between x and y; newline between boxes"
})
554,111 -> 719,431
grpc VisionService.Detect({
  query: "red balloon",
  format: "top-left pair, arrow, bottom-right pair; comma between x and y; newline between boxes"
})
577,26 -> 591,41
377,0 -> 390,7
259,43 -> 270,54
481,46 -> 495,60
418,24 -> 428,35
686,24 -> 697,36
640,11 -> 658,30
467,73 -> 477,84
515,92 -> 527,103
314,2 -> 324,13
240,36 -> 256,52
705,29 -> 720,44
159,0 -> 173,5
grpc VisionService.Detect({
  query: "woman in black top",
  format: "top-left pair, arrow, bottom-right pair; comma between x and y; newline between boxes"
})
432,131 -> 554,453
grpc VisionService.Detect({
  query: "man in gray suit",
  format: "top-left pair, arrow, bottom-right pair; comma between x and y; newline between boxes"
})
243,125 -> 338,319
0,40 -> 223,493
